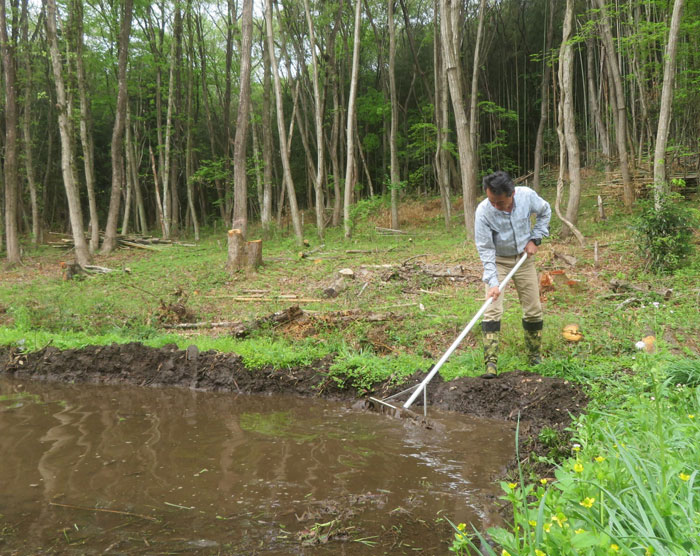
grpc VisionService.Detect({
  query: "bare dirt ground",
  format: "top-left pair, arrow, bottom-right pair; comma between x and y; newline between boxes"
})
0,341 -> 588,471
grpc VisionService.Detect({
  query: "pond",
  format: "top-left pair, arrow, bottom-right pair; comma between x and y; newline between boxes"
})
0,377 -> 515,554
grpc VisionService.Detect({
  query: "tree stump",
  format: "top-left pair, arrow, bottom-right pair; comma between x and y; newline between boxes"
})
246,239 -> 263,269
227,229 -> 246,272
227,230 -> 263,272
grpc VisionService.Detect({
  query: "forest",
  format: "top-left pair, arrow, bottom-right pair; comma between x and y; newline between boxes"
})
0,0 -> 698,266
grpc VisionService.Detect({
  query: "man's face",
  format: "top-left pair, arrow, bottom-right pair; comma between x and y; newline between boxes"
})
486,188 -> 514,212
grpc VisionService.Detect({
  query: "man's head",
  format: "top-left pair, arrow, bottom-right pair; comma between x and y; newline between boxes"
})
483,171 -> 515,212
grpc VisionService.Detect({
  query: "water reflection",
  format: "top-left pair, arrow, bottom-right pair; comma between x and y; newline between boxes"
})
0,378 -> 514,554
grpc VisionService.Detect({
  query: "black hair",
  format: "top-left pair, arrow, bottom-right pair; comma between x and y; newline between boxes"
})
482,171 -> 515,197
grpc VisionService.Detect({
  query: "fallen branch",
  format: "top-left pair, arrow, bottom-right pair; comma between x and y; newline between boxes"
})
375,226 -> 408,235
202,296 -> 325,303
162,321 -> 240,329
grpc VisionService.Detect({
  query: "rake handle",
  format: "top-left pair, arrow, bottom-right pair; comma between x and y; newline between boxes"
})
403,252 -> 528,410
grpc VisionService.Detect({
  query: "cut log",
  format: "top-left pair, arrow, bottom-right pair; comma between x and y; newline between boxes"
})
229,305 -> 304,337
609,279 -> 673,300
323,277 -> 348,298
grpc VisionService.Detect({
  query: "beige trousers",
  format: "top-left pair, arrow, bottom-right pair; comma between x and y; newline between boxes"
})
483,255 -> 542,322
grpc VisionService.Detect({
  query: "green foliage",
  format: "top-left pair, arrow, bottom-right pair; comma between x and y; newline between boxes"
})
328,348 -> 425,393
633,191 -> 699,273
471,355 -> 700,556
663,358 -> 700,388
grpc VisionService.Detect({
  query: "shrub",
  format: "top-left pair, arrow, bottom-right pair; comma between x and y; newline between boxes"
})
633,191 -> 699,273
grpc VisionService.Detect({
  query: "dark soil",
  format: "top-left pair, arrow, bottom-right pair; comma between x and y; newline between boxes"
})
0,342 -> 588,470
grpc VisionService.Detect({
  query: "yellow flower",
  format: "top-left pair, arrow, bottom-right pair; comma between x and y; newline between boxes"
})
595,456 -> 606,462
689,414 -> 695,419
579,497 -> 595,508
679,473 -> 690,481
575,528 -> 586,534
457,523 -> 466,532
572,444 -> 581,452
540,478 -> 548,485
573,462 -> 584,473
456,534 -> 465,541
543,523 -> 551,533
501,550 -> 511,556
610,544 -> 620,552
508,482 -> 518,490
535,550 -> 547,556
529,520 -> 537,527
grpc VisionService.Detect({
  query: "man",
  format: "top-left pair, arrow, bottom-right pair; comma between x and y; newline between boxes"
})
474,171 -> 552,378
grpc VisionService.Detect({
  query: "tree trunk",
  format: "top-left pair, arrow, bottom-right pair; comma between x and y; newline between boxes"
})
388,0 -> 400,229
101,0 -> 133,254
184,2 -> 199,241
126,106 -> 147,234
440,0 -> 476,237
20,0 -> 40,245
653,0 -> 685,208
343,0 -> 363,239
586,35 -> 610,167
433,1 -> 451,229
261,34 -> 274,232
264,0 -> 303,244
73,0 -> 99,253
303,0 -> 326,239
232,0 -> 254,237
594,0 -> 633,207
44,0 -> 90,266
0,0 -> 20,264
555,0 -> 584,245
533,0 -> 554,192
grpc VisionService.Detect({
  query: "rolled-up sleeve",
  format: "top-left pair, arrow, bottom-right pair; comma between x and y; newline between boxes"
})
474,209 -> 499,288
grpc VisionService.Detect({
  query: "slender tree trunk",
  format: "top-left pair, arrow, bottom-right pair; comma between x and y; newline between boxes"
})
533,0 -> 554,192
261,34 -> 274,232
264,0 -> 303,244
44,0 -> 90,265
231,0 -> 254,237
73,0 -> 99,253
126,106 -> 147,234
20,0 -> 40,245
595,0 -> 633,207
586,35 -> 610,166
184,2 -> 199,240
343,0 -> 362,238
653,0 -> 684,208
101,0 -> 133,254
0,0 -> 20,264
161,4 -> 181,239
304,0 -> 326,239
440,0 -> 476,237
467,0 -> 487,202
433,1 -> 450,229
388,0 -> 400,229
556,0 -> 584,245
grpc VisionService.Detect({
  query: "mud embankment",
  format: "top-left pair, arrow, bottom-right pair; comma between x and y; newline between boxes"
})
1,342 -> 588,465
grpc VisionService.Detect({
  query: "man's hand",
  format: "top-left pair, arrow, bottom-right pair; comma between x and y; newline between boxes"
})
487,286 -> 501,300
524,240 -> 539,257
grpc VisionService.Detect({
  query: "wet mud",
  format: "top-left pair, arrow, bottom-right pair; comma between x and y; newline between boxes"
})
1,342 -> 588,467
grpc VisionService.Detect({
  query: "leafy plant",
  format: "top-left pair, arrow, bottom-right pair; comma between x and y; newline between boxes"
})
633,191 -> 699,273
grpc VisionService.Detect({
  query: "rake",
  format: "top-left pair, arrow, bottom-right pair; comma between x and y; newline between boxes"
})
369,253 -> 528,416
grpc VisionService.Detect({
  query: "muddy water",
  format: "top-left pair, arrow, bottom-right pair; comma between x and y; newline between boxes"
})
0,378 -> 514,554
